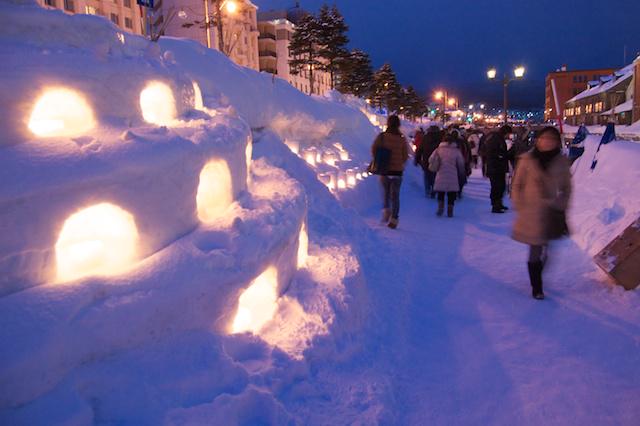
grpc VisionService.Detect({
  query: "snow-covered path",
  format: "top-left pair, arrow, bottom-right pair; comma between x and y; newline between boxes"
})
344,168 -> 640,425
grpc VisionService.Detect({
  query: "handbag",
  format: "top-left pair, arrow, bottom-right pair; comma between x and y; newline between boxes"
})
428,151 -> 441,173
547,208 -> 570,240
368,134 -> 391,175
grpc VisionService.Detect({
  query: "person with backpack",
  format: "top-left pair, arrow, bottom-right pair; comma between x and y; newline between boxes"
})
511,126 -> 572,300
428,133 -> 465,217
414,125 -> 441,198
485,125 -> 513,213
371,115 -> 409,229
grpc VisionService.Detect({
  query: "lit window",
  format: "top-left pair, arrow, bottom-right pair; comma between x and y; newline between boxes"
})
85,5 -> 96,14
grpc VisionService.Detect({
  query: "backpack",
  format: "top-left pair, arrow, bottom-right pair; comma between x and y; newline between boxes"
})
368,134 -> 391,175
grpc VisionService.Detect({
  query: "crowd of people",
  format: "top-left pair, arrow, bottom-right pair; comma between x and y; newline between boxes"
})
370,116 -> 572,300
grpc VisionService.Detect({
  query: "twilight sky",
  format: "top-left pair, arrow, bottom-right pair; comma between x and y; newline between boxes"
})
254,0 -> 640,109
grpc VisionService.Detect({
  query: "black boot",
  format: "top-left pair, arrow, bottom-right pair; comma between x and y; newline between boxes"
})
436,200 -> 444,216
447,204 -> 454,218
528,261 -> 544,300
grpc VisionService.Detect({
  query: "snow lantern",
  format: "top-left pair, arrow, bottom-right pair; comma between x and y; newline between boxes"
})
231,266 -> 279,334
55,203 -> 139,282
196,159 -> 233,223
245,137 -> 253,184
284,139 -> 299,155
192,81 -> 204,111
28,87 -> 95,137
140,81 -> 177,125
304,148 -> 317,166
297,221 -> 309,269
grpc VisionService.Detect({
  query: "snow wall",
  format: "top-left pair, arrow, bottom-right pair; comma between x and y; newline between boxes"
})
570,135 -> 640,256
0,1 -> 372,419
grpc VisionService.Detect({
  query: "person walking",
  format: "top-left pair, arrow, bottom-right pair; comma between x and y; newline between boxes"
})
452,130 -> 472,199
371,115 -> 409,229
478,131 -> 488,177
468,131 -> 480,169
429,133 -> 465,217
485,125 -> 513,213
415,125 -> 441,198
511,126 -> 572,300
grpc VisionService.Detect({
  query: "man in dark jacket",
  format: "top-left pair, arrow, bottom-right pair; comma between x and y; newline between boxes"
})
485,125 -> 512,213
414,125 -> 441,198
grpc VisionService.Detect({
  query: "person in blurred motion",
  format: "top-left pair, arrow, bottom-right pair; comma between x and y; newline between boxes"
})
511,126 -> 572,300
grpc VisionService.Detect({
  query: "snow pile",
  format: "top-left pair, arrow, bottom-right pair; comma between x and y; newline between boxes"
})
0,2 -> 373,423
570,135 -> 640,257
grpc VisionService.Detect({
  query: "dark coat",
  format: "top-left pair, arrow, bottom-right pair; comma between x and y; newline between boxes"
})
415,129 -> 441,170
484,131 -> 510,175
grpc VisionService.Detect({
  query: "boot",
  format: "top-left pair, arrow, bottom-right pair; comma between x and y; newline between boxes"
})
447,204 -> 454,218
528,261 -> 544,300
381,208 -> 391,223
388,217 -> 398,229
436,200 -> 444,216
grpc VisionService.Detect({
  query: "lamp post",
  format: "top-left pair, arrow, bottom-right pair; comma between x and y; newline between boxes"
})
487,66 -> 525,124
198,0 -> 238,52
435,90 -> 455,125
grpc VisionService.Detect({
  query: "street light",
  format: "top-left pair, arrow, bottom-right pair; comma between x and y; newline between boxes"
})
197,0 -> 239,51
486,65 -> 526,124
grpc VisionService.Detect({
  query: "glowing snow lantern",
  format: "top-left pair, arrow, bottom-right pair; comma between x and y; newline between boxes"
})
297,222 -> 309,268
304,148 -> 317,166
356,172 -> 363,180
192,81 -> 204,111
140,81 -> 177,125
55,203 -> 139,282
28,87 -> 96,137
196,159 -> 233,223
346,169 -> 357,187
318,172 -> 332,189
231,266 -> 279,334
337,176 -> 347,190
245,138 -> 253,183
284,139 -> 299,155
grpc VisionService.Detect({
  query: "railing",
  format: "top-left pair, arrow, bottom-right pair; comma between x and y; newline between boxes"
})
259,33 -> 276,40
259,50 -> 277,58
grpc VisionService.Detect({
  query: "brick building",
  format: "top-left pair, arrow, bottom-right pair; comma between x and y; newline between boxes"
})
544,66 -> 616,121
565,63 -> 635,126
634,56 -> 640,123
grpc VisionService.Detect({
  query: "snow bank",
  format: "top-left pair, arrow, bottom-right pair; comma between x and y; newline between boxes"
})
570,135 -> 640,257
0,2 -> 370,422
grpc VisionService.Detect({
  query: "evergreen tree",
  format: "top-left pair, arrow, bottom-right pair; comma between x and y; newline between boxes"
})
317,4 -> 349,89
336,49 -> 373,98
402,86 -> 427,120
289,14 -> 322,95
372,63 -> 403,112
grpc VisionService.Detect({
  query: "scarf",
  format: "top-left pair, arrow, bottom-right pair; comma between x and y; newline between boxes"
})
532,147 -> 561,171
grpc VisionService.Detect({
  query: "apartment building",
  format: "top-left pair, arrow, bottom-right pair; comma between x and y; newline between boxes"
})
37,0 -> 145,35
257,10 -> 331,96
159,0 -> 259,71
564,62 -> 635,126
544,66 -> 616,121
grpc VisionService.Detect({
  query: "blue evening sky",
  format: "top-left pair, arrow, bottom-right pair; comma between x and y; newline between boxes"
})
254,0 -> 640,108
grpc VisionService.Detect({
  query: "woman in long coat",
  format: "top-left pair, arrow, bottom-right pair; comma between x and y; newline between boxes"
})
511,126 -> 572,300
429,133 -> 465,217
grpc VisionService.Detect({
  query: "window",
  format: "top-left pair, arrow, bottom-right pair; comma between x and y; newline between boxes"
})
124,17 -> 133,29
123,0 -> 131,7
595,101 -> 603,112
586,104 -> 593,114
573,76 -> 578,83
576,106 -> 582,115
85,5 -> 97,14
110,13 -> 119,25
44,0 -> 55,6
63,0 -> 74,11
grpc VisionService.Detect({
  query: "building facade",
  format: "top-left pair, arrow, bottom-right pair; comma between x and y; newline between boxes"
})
544,66 -> 616,121
564,63 -> 635,126
37,0 -> 146,35
634,56 -> 640,124
257,10 -> 331,96
160,0 -> 260,71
